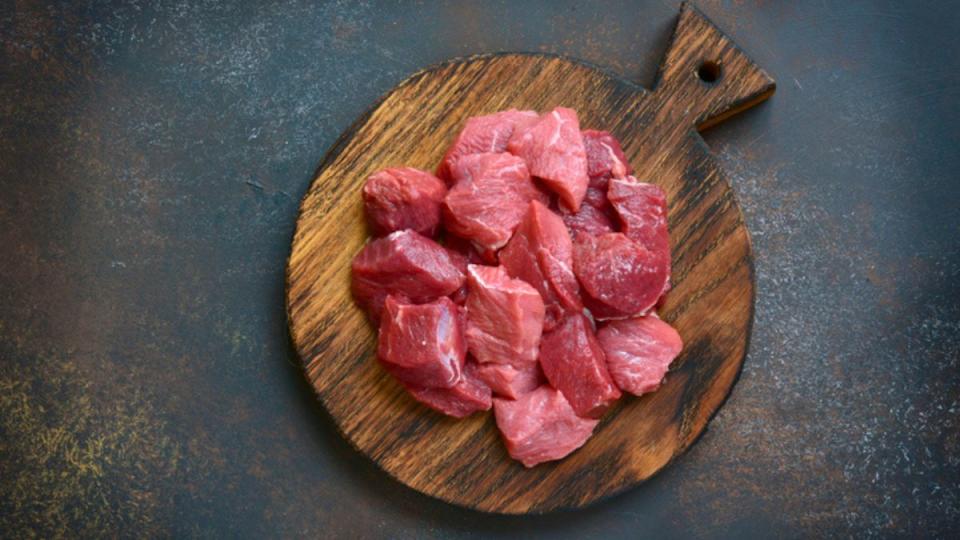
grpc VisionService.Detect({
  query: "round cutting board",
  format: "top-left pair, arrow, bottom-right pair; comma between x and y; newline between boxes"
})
287,4 -> 774,514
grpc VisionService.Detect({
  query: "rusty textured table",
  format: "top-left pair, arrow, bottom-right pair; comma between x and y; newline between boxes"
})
1,1 -> 958,537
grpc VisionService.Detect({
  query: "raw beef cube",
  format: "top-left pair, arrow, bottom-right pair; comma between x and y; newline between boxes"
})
362,167 -> 447,237
507,107 -> 589,212
500,200 -> 581,330
352,230 -> 465,321
582,184 -> 613,210
583,129 -> 632,179
403,362 -> 492,418
586,175 -> 612,201
607,176 -> 670,255
443,152 -> 548,251
442,242 -> 469,274
573,232 -> 669,320
493,386 -> 599,467
473,362 -> 543,400
561,173 -> 621,236
560,198 -> 616,237
464,265 -> 545,366
443,243 -> 470,305
443,232 -> 498,266
436,109 -> 539,182
539,313 -> 621,418
596,316 -> 684,396
378,296 -> 465,388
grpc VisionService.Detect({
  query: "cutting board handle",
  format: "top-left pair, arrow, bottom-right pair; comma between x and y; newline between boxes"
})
651,3 -> 775,131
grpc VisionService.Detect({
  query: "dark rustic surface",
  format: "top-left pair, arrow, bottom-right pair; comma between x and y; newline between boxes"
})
1,0 -> 958,537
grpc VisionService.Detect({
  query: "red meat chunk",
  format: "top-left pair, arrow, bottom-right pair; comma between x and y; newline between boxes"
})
351,230 -> 465,322
464,265 -> 545,366
378,296 -> 465,388
586,175 -> 612,202
403,362 -> 492,418
473,362 -> 543,400
500,201 -> 581,330
582,129 -> 632,179
362,167 -> 447,237
436,109 -> 539,182
443,233 -> 490,266
583,184 -> 613,211
507,107 -> 589,212
558,158 -> 623,237
493,386 -> 599,467
443,153 -> 548,251
596,316 -> 684,396
607,176 -> 670,255
441,245 -> 471,305
559,198 -> 616,237
573,232 -> 669,320
538,313 -> 621,418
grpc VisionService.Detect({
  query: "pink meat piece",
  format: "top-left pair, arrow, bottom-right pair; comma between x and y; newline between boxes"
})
559,197 -> 616,237
362,167 -> 447,237
464,265 -> 545,366
377,296 -> 465,388
596,316 -> 684,396
443,232 -> 498,266
573,232 -> 669,320
582,129 -> 632,179
507,107 -> 589,212
587,175 -> 611,199
582,183 -> 613,210
443,152 -> 548,251
443,243 -> 469,274
607,176 -> 670,256
499,200 -> 581,330
403,362 -> 492,418
352,230 -> 466,322
436,109 -> 539,182
443,243 -> 470,305
473,362 -> 543,400
493,386 -> 599,467
539,313 -> 621,418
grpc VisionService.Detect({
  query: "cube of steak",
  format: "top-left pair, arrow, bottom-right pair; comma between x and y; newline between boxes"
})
500,200 -> 581,330
351,230 -> 465,322
539,313 -> 621,418
493,386 -> 599,468
586,174 -> 612,201
377,296 -> 465,388
582,129 -> 632,179
573,232 -> 669,320
362,167 -> 447,237
607,176 -> 670,256
436,109 -> 539,182
403,361 -> 492,418
464,264 -> 545,366
443,232 -> 498,266
507,107 -> 589,212
559,197 -> 616,237
443,152 -> 548,251
473,361 -> 543,400
596,316 -> 683,396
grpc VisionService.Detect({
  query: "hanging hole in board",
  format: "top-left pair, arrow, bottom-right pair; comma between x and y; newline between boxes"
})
697,61 -> 722,84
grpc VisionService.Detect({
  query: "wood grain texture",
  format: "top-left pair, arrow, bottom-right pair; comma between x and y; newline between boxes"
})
286,3 -> 774,514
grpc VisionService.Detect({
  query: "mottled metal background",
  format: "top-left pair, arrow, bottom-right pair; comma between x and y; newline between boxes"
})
1,1 -> 958,537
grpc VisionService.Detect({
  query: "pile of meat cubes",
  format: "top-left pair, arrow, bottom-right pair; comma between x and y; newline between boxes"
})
352,107 -> 683,467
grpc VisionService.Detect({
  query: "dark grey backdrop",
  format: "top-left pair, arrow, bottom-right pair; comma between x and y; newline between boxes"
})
2,1 -> 958,537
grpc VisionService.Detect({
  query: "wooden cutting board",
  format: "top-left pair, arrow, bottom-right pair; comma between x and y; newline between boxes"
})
286,3 -> 774,514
